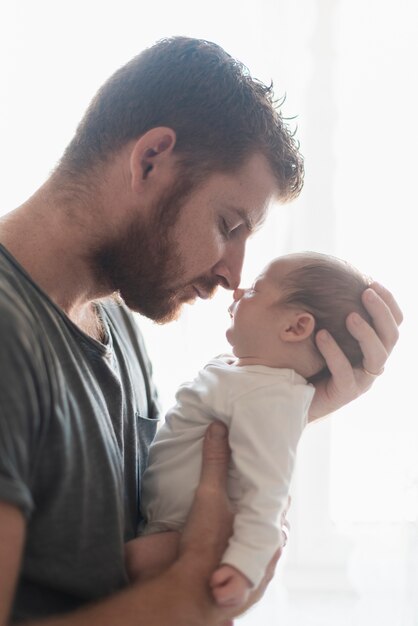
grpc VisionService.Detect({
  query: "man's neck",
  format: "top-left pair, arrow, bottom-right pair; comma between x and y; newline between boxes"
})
0,178 -> 109,325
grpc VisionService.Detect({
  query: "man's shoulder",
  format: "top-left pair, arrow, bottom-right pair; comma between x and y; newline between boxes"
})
0,298 -> 41,364
0,260 -> 49,359
0,247 -> 36,320
0,269 -> 47,402
0,280 -> 34,335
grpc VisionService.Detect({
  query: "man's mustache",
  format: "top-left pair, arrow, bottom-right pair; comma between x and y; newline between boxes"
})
194,276 -> 221,299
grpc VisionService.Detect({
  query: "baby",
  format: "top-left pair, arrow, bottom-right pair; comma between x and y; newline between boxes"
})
126,251 -> 372,606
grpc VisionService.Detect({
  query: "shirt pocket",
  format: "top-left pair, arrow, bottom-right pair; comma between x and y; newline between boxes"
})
135,411 -> 159,477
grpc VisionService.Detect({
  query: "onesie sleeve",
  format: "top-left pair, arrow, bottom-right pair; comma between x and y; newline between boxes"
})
221,379 -> 314,587
0,306 -> 45,518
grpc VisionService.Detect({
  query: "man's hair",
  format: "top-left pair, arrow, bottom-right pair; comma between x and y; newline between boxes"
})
278,253 -> 372,382
58,36 -> 304,201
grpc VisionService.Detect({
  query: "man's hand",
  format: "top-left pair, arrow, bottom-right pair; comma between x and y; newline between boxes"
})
135,421 -> 234,626
0,502 -> 26,626
126,422 -> 287,626
223,497 -> 290,625
216,497 -> 291,626
172,421 -> 235,619
17,421 -> 274,626
309,282 -> 402,421
175,422 -> 288,625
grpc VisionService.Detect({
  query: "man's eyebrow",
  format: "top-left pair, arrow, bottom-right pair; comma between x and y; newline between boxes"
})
227,206 -> 265,233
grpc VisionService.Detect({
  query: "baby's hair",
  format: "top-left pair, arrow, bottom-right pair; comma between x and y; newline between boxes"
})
278,252 -> 373,383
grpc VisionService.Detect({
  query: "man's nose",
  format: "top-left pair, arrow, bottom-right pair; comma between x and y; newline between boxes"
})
212,242 -> 245,290
233,288 -> 244,301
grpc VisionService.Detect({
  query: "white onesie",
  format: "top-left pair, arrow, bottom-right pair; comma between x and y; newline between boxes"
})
141,355 -> 314,587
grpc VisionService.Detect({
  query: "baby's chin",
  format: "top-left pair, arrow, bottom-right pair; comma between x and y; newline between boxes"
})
225,326 -> 233,345
224,330 -> 249,358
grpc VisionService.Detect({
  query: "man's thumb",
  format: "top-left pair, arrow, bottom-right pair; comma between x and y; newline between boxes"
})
199,421 -> 230,489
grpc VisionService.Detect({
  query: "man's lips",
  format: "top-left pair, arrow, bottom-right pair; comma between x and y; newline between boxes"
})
193,286 -> 210,300
193,280 -> 220,300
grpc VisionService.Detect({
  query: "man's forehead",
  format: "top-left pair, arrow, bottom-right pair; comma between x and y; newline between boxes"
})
227,153 -> 279,210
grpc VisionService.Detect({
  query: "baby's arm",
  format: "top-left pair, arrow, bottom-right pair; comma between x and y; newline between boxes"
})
125,531 -> 180,582
211,381 -> 312,600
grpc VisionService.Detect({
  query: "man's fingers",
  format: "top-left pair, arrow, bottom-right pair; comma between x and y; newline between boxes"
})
180,421 -> 232,564
346,310 -> 388,375
309,283 -> 402,420
360,286 -> 400,354
370,281 -> 403,326
315,330 -> 355,386
241,547 -> 282,611
199,422 -> 230,490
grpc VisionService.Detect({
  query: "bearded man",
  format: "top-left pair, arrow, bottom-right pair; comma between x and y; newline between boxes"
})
0,37 -> 401,626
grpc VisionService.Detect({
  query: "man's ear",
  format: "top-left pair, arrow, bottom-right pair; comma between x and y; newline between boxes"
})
130,127 -> 177,193
280,312 -> 316,343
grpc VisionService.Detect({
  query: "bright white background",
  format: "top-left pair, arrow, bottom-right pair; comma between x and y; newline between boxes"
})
0,1 -> 417,624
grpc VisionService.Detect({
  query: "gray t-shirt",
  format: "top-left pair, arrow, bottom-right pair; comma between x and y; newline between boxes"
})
0,244 -> 160,621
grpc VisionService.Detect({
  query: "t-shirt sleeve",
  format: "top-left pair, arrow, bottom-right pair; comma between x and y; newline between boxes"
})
221,380 -> 314,587
0,308 -> 45,519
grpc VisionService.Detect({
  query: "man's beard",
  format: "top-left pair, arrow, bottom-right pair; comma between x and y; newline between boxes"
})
90,177 -> 218,323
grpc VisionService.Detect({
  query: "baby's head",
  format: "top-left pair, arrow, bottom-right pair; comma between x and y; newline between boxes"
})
227,251 -> 372,380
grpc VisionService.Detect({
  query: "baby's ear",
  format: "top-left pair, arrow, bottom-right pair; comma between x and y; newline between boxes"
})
280,312 -> 315,343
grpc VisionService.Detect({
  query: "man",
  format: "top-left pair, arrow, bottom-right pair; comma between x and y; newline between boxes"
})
0,37 -> 401,625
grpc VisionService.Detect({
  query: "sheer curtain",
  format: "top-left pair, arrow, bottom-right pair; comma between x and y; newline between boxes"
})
1,1 -> 416,624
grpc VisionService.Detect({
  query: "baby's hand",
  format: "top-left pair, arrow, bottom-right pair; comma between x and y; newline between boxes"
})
210,564 -> 252,608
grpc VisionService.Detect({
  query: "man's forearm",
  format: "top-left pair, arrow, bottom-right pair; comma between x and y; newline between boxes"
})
9,423 -> 238,626
11,563 -> 221,626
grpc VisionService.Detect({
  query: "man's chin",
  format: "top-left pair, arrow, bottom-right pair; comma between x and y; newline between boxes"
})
154,305 -> 184,325
142,297 -> 186,325
149,290 -> 203,324
155,292 -> 199,324
116,292 -> 178,324
118,284 -> 201,324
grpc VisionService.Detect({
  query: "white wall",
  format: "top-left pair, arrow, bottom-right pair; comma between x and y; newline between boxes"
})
1,1 -> 417,623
